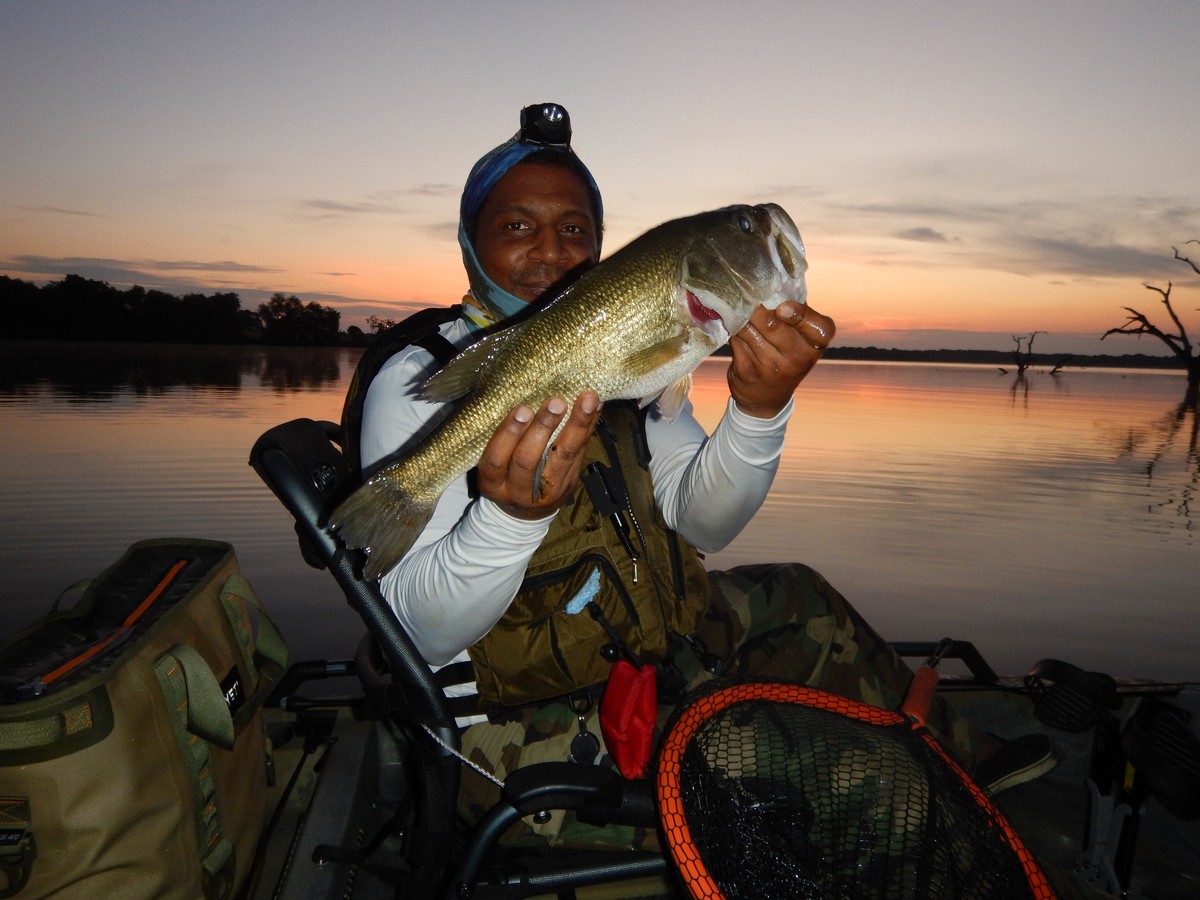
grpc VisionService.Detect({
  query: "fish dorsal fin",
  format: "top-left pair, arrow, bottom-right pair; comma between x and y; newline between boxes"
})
646,375 -> 692,422
420,326 -> 519,403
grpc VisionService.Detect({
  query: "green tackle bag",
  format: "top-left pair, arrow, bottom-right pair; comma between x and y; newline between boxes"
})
0,539 -> 288,900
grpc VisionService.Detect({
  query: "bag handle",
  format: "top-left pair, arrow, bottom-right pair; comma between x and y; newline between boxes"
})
219,575 -> 288,689
48,579 -> 91,615
154,646 -> 237,899
159,644 -> 236,749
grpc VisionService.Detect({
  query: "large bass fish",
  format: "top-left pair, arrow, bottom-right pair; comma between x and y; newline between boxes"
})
331,202 -> 808,578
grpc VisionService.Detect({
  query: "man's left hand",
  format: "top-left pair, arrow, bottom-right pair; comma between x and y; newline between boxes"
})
727,301 -> 835,418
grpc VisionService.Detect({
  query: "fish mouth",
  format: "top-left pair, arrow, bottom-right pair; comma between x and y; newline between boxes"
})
686,291 -> 721,323
712,206 -> 807,309
677,202 -> 809,344
685,288 -> 733,344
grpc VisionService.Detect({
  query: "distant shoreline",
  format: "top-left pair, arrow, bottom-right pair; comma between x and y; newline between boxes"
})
824,346 -> 1183,370
1,337 -> 1187,373
714,344 -> 1184,371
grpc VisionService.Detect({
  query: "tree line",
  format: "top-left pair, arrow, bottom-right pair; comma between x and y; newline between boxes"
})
0,274 -> 356,346
4,241 -> 1197,388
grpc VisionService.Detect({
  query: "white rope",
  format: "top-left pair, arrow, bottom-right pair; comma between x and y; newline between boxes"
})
421,724 -> 505,788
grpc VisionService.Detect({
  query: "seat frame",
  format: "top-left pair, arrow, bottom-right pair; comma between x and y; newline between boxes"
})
250,418 -> 666,899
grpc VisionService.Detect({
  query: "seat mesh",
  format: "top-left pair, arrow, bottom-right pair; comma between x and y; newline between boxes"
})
656,679 -> 1054,900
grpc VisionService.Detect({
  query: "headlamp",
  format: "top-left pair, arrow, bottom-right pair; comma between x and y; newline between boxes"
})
519,103 -> 572,148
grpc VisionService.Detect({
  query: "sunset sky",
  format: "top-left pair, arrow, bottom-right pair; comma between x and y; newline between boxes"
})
3,1 -> 1199,355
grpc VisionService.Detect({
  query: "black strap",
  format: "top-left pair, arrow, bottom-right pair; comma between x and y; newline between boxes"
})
431,660 -> 475,689
340,305 -> 462,479
431,661 -> 486,719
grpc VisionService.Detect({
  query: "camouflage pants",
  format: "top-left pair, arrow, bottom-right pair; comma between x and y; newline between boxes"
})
458,562 -> 985,849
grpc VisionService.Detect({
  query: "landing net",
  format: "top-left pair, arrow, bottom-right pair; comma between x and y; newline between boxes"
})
655,678 -> 1055,900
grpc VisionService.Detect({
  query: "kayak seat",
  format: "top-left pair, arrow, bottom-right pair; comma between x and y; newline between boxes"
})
250,417 -> 667,899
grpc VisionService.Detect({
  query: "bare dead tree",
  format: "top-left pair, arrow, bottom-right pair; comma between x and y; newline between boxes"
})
1102,242 -> 1200,395
1011,331 -> 1045,377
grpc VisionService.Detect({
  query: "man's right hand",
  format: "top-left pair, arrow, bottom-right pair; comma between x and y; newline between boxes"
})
478,391 -> 601,520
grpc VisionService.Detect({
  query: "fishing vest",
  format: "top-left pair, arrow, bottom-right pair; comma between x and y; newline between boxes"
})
341,307 -> 711,710
467,401 -> 711,709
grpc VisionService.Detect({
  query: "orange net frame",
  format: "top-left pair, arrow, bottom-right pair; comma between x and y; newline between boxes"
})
655,679 -> 1055,900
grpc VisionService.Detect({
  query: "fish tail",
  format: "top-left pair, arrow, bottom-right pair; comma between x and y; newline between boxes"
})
328,479 -> 435,580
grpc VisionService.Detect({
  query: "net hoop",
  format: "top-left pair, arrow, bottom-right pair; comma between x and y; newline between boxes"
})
655,680 -> 1056,900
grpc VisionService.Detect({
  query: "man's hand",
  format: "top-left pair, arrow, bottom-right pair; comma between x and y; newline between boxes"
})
478,391 -> 601,519
727,301 -> 835,418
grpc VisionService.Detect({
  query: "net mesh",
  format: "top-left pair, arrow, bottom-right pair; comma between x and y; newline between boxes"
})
656,679 -> 1054,900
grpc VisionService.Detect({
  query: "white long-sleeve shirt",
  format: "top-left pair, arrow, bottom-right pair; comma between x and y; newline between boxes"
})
360,315 -> 793,670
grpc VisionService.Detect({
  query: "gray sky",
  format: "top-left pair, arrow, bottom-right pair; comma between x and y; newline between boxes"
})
3,0 -> 1199,354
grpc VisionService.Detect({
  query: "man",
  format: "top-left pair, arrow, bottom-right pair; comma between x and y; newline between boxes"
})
356,103 -> 1055,846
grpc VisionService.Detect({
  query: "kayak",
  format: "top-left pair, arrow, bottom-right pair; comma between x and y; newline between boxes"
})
245,641 -> 1200,900
241,418 -> 1200,900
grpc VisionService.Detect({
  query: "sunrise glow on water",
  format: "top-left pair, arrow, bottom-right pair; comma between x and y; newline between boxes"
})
2,345 -> 1196,681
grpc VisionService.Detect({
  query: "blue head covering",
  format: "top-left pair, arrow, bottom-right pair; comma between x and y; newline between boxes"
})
458,103 -> 603,328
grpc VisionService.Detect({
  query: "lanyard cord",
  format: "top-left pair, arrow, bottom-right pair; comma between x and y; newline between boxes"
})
420,724 -> 505,788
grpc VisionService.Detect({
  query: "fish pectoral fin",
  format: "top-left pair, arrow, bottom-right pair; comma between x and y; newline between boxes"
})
646,375 -> 692,423
420,351 -> 481,403
621,334 -> 689,379
421,327 -> 519,403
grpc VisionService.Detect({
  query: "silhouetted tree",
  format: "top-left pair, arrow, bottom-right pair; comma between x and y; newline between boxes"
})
0,275 -> 44,338
179,291 -> 244,343
1049,356 -> 1072,376
366,315 -> 399,334
256,293 -> 341,345
41,275 -> 129,340
1010,331 -> 1045,378
124,285 -> 174,341
1,276 -> 345,345
1103,243 -> 1200,399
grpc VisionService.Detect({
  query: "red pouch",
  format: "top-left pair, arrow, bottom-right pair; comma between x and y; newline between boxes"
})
599,659 -> 657,779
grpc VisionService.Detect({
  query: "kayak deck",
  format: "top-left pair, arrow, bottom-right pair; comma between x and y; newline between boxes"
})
248,670 -> 1200,899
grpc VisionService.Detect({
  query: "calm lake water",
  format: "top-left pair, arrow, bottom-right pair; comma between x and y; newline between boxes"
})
2,341 -> 1197,682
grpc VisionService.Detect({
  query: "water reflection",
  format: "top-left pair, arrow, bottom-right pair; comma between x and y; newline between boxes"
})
0,341 -> 352,399
0,349 -> 1196,680
1116,392 -> 1199,533
1005,368 -> 1076,407
992,364 -> 1197,534
254,347 -> 349,393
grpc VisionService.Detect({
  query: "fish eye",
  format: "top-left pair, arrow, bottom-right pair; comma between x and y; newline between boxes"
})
736,213 -> 754,234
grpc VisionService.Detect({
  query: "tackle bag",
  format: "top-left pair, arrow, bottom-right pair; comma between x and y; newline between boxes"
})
0,539 -> 288,900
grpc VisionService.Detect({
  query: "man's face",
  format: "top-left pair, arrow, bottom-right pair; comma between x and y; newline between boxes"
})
472,162 -> 599,304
